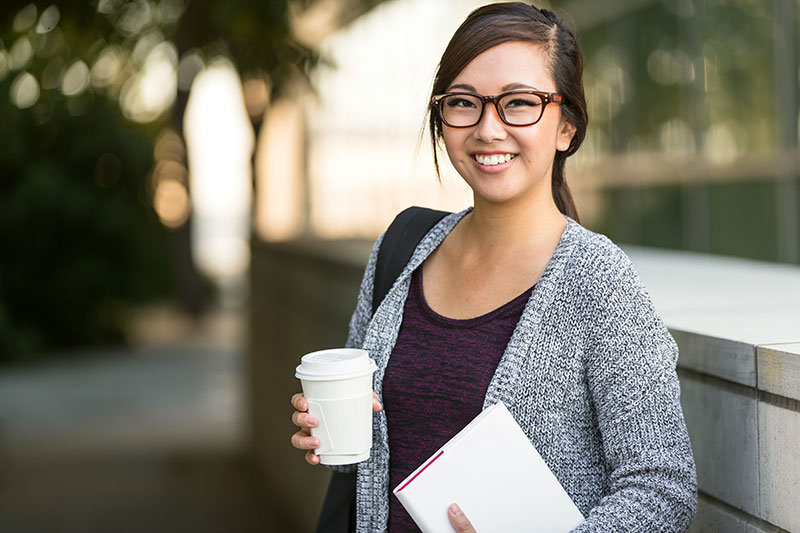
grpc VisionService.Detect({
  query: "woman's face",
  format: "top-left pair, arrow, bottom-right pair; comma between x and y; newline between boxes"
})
441,41 -> 575,209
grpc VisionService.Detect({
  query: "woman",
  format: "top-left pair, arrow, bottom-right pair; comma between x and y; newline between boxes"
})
291,3 -> 697,532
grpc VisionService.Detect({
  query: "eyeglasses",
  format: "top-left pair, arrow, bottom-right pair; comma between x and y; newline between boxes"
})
430,90 -> 563,128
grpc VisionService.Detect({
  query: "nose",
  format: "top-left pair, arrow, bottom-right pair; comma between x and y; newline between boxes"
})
474,102 -> 507,142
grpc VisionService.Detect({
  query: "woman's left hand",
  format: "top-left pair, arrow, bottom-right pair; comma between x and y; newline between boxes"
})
448,503 -> 476,532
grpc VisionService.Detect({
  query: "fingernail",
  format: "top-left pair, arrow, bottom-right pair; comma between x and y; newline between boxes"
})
449,503 -> 461,516
306,438 -> 318,448
307,416 -> 317,426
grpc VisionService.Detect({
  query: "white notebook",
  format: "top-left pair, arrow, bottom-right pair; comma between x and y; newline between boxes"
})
392,402 -> 584,533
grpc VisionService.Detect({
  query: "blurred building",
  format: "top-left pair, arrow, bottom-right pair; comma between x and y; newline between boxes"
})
255,0 -> 798,265
569,0 -> 798,265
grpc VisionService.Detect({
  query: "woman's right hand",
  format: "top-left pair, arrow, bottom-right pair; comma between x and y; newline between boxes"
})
290,392 -> 383,465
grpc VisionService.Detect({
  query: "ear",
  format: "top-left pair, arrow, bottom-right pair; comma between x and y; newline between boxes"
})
556,117 -> 577,152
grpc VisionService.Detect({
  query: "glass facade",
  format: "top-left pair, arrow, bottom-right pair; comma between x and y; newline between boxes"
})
290,0 -> 798,265
568,0 -> 799,263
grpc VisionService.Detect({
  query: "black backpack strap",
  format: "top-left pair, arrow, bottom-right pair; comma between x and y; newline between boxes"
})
315,470 -> 357,533
315,206 -> 449,533
372,206 -> 450,314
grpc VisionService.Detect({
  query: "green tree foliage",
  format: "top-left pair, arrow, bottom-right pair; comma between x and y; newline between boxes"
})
0,0 -> 386,362
0,91 -> 170,361
0,2 -> 179,361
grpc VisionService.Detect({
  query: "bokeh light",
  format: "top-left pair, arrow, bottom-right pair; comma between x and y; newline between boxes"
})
9,36 -> 33,70
255,98 -> 303,241
242,76 -> 270,119
120,40 -> 177,123
176,49 -> 204,91
61,60 -> 90,96
0,50 -> 8,81
12,4 -> 38,33
10,71 -> 40,108
154,129 -> 186,163
154,179 -> 191,228
184,59 -> 253,281
647,48 -> 695,85
91,46 -> 124,89
34,26 -> 65,58
36,5 -> 60,34
116,0 -> 154,37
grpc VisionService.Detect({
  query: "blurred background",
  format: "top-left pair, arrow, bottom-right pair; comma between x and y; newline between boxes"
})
0,0 -> 797,531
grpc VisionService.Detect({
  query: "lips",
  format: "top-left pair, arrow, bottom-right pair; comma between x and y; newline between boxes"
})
473,153 -> 516,166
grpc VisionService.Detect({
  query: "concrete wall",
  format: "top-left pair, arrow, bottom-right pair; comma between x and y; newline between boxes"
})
248,238 -> 371,531
250,239 -> 800,532
628,248 -> 800,533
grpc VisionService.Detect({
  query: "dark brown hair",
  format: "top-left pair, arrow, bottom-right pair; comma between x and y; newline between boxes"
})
428,2 -> 587,221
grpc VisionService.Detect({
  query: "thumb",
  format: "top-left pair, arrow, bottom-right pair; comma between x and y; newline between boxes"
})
448,503 -> 476,532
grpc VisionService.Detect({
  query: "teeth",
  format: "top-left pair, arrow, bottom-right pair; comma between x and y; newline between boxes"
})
475,153 -> 515,166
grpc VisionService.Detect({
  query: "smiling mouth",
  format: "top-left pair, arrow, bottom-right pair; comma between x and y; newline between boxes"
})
473,153 -> 517,166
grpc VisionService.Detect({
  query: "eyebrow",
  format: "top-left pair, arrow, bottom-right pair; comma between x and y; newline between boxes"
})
447,82 -> 540,92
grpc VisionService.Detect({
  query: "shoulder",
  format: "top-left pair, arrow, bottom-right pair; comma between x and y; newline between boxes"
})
559,221 -> 667,335
561,220 -> 639,291
562,222 -> 679,370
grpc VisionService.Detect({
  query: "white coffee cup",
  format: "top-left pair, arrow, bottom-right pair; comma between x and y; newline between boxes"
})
295,348 -> 377,465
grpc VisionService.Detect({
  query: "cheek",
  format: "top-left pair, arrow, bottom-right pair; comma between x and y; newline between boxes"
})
441,131 -> 468,163
530,119 -> 563,155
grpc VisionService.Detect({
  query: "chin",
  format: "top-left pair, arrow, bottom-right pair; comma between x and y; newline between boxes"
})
473,190 -> 527,207
464,179 -> 525,205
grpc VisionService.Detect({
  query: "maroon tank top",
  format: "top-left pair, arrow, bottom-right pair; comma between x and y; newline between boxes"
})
383,268 -> 533,531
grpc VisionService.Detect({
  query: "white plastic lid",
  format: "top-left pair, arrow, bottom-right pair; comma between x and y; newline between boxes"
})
295,348 -> 377,381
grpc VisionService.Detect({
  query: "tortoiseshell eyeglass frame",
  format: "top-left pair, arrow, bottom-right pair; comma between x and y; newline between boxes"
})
430,90 -> 563,128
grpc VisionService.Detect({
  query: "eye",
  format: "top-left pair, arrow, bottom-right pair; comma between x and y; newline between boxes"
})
505,97 -> 541,109
445,96 -> 478,109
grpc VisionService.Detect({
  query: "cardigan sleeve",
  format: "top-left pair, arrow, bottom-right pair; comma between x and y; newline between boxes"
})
573,248 -> 697,532
345,233 -> 383,350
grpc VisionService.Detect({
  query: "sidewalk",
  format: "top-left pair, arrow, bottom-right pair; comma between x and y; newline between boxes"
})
0,308 -> 294,532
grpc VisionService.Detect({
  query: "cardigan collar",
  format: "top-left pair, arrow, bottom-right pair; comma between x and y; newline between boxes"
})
379,206 -> 582,409
397,208 -> 579,285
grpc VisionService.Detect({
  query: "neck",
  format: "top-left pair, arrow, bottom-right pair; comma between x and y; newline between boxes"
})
461,194 -> 568,257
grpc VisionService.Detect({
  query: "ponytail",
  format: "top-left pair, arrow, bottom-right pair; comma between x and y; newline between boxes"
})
552,153 -> 579,222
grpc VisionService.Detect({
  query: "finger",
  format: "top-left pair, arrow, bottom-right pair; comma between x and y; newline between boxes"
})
290,393 -> 307,411
305,450 -> 321,465
289,429 -> 310,449
372,393 -> 383,412
448,504 -> 476,533
290,430 -> 319,451
291,411 -> 318,428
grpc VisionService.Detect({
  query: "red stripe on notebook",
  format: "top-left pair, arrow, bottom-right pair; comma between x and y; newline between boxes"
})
396,450 -> 445,493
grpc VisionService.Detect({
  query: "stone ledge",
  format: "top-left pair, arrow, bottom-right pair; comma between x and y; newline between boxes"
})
672,329 -> 756,387
627,247 -> 800,530
679,374 -> 759,515
757,344 -> 800,400
758,402 -> 800,531
626,247 -> 800,401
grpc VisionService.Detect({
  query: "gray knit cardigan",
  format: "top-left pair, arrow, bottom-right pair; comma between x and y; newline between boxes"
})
341,209 -> 697,532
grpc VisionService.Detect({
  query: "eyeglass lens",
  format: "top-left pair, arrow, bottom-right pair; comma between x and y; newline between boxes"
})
440,93 -> 545,127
